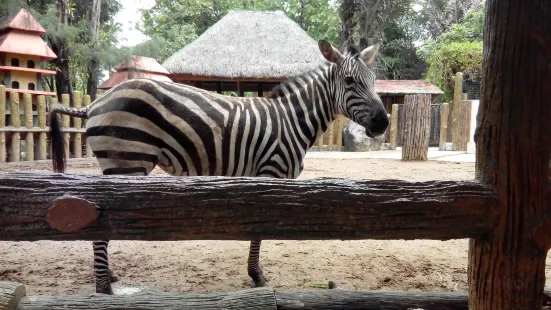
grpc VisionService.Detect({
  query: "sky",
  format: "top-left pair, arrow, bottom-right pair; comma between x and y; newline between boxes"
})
114,0 -> 156,47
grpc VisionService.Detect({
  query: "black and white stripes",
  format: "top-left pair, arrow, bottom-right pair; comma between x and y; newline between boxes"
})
48,40 -> 388,295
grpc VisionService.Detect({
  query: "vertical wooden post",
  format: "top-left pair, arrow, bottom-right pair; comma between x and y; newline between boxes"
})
0,86 -> 5,163
327,121 -> 334,151
451,100 -> 472,151
61,94 -> 70,160
37,96 -> 47,160
448,72 -> 463,142
469,0 -> 551,308
336,115 -> 343,151
439,103 -> 449,150
72,91 -> 82,158
9,92 -> 20,162
83,95 -> 93,157
389,104 -> 399,150
23,93 -> 34,161
401,94 -> 431,161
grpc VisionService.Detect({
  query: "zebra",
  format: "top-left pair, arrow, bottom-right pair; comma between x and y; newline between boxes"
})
48,40 -> 389,295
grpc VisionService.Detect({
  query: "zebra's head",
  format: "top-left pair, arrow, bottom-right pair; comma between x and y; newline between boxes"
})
319,40 -> 389,138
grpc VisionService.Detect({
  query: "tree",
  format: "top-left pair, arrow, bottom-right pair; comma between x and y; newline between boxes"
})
86,0 -> 101,101
418,10 -> 484,100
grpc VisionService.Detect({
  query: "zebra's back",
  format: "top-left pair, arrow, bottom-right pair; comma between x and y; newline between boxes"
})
85,79 -> 283,177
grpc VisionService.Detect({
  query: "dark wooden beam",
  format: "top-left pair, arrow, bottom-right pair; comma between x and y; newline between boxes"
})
469,0 -> 551,308
276,290 -> 468,310
0,172 -> 498,241
1,281 -> 470,310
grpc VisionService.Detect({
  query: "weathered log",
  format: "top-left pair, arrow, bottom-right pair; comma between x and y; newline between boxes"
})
0,172 -> 497,241
389,104 -> 398,150
0,282 -> 26,310
439,102 -> 449,150
17,287 -> 277,310
401,94 -> 431,161
469,0 -> 551,308
451,100 -> 471,151
275,290 -> 468,310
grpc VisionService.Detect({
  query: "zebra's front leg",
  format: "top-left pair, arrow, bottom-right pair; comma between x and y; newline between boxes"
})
247,240 -> 266,287
93,240 -> 118,295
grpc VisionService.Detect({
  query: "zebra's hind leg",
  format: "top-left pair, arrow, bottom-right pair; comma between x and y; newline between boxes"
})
93,240 -> 117,294
248,240 -> 267,287
94,165 -> 152,295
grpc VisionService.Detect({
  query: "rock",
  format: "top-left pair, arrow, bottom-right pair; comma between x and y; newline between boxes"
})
343,121 -> 386,151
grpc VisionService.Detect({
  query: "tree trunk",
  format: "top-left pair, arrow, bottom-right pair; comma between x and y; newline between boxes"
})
338,0 -> 358,49
51,0 -> 73,99
468,0 -> 551,308
86,0 -> 101,101
401,94 -> 431,161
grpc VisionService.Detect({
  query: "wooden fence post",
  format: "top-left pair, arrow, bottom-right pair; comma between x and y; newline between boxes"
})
37,96 -> 47,160
9,92 -> 20,162
451,100 -> 472,151
73,91 -> 82,158
469,0 -> 550,307
401,94 -> 431,161
439,102 -> 449,150
0,86 -> 5,163
23,93 -> 33,161
61,94 -> 70,160
336,115 -> 344,151
83,95 -> 93,157
448,72 -> 463,142
328,120 -> 334,151
389,104 -> 399,150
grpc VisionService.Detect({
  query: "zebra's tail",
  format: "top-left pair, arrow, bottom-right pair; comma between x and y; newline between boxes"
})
48,102 -> 88,173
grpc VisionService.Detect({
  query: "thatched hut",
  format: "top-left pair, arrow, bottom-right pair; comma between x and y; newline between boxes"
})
162,10 -> 328,96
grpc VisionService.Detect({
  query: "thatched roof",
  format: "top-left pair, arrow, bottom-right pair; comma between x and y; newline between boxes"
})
162,10 -> 328,80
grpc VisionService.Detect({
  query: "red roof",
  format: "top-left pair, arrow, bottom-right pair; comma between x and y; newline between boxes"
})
0,30 -> 56,60
115,56 -> 170,74
375,80 -> 443,95
98,70 -> 172,89
0,8 -> 46,34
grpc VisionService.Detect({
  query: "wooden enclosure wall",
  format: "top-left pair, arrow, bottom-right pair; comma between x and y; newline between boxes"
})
0,86 -> 93,163
309,115 -> 347,151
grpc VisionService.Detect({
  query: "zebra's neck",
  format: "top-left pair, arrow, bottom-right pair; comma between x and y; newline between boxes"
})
268,64 -> 338,150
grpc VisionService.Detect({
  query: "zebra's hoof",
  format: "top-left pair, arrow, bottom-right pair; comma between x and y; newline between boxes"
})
96,285 -> 114,295
251,275 -> 267,288
109,271 -> 120,283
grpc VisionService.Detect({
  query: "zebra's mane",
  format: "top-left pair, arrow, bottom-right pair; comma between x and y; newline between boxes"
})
267,44 -> 362,100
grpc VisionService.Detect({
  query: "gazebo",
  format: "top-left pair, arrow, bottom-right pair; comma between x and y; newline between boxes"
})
162,10 -> 328,96
99,55 -> 172,90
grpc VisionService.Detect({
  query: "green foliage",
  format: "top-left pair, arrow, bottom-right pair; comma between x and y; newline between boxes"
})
418,10 -> 484,100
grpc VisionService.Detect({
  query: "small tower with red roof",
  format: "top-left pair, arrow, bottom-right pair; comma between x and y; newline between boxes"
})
0,8 -> 57,96
99,55 -> 172,90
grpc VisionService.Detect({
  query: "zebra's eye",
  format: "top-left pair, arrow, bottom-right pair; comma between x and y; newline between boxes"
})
344,76 -> 355,85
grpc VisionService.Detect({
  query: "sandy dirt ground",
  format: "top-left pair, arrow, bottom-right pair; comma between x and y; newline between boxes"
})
0,156 -> 548,296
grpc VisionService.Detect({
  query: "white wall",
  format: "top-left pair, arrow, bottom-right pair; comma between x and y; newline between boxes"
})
467,100 -> 480,154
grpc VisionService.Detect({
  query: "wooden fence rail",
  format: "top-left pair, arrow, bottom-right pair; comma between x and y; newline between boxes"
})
0,86 -> 92,163
0,171 -> 498,241
0,282 -> 470,310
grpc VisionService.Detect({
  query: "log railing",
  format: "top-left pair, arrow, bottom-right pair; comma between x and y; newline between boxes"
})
0,86 -> 92,163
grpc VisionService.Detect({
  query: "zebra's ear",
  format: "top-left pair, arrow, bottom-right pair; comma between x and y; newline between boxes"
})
360,43 -> 381,65
318,40 -> 344,64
